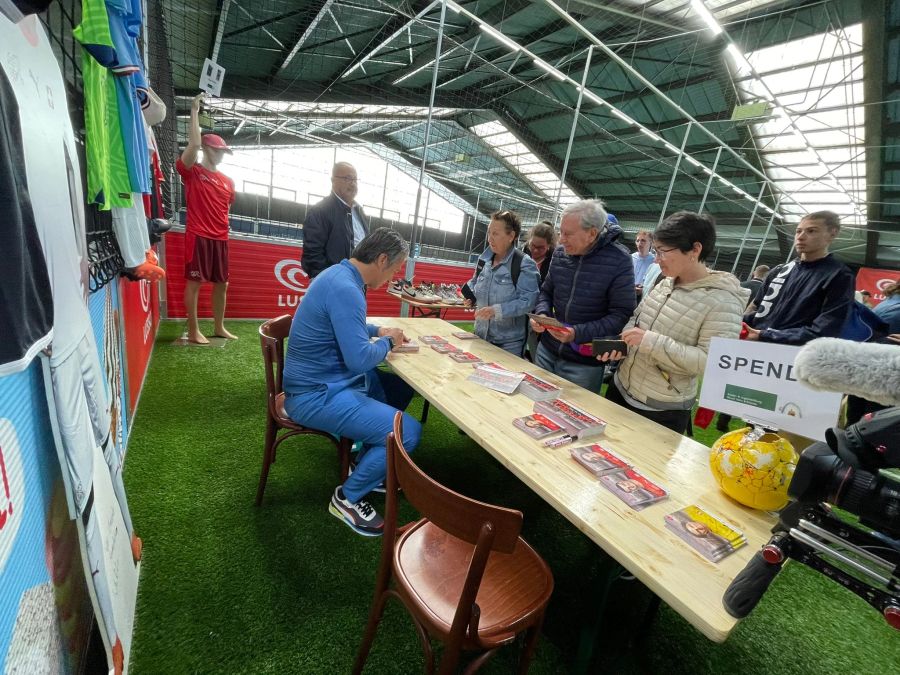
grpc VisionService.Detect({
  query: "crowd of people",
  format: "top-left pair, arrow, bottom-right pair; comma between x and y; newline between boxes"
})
178,148 -> 896,537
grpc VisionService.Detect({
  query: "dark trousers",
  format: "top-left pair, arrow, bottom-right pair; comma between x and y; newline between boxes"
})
605,381 -> 691,435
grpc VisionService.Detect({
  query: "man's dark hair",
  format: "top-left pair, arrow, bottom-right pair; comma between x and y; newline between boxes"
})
653,211 -> 716,262
803,210 -> 841,233
754,265 -> 770,278
352,227 -> 409,265
492,210 -> 522,237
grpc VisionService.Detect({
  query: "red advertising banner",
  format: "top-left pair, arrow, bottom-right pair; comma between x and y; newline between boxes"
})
119,277 -> 160,413
856,267 -> 900,307
163,231 -> 476,321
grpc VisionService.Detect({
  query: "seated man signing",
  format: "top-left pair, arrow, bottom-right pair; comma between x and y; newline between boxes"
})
282,228 -> 421,537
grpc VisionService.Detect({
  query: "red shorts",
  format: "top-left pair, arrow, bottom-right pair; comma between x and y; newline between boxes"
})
184,233 -> 228,283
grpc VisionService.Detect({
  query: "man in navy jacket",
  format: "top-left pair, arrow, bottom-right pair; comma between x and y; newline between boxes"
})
744,211 -> 854,345
301,162 -> 369,279
531,200 -> 636,392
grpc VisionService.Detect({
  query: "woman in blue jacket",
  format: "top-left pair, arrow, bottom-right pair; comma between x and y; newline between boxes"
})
874,280 -> 900,334
463,210 -> 540,356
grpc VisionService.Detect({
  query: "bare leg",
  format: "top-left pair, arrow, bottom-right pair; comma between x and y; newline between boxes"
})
212,282 -> 237,339
184,280 -> 208,344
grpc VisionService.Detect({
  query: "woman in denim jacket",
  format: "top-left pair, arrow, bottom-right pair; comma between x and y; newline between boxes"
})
463,210 -> 540,356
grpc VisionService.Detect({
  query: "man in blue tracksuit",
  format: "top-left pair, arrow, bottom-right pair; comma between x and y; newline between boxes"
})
283,228 -> 421,537
530,200 -> 636,392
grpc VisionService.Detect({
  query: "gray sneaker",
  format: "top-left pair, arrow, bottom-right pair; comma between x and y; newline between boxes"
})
328,487 -> 384,537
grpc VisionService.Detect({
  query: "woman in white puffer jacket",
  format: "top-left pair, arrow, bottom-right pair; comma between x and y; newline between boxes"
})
597,211 -> 748,433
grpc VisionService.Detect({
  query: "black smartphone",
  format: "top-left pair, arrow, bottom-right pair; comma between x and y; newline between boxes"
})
460,283 -> 476,302
591,339 -> 628,357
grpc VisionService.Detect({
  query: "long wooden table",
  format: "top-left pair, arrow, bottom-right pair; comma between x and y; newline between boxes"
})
371,317 -> 775,649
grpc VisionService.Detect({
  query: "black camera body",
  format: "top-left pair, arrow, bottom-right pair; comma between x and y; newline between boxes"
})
724,407 -> 900,630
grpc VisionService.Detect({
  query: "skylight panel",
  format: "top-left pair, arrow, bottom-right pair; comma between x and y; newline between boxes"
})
737,23 -> 866,225
470,120 -> 578,205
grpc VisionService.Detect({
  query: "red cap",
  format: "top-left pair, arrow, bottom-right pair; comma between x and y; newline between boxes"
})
201,133 -> 232,154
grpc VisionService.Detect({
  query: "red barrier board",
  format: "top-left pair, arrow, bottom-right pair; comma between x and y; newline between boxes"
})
163,231 -> 476,321
856,267 -> 900,306
119,277 -> 160,413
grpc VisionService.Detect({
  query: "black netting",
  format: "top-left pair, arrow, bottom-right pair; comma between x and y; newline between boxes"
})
146,0 -> 178,219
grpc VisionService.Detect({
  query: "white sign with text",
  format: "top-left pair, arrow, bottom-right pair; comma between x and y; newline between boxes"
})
699,337 -> 842,441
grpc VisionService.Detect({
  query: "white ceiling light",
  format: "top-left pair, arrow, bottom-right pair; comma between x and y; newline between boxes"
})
691,0 -> 723,36
609,107 -> 636,125
640,127 -> 662,142
725,43 -> 753,75
533,58 -> 566,81
479,24 -> 520,52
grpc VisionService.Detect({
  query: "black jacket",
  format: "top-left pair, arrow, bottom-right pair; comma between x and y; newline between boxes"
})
301,193 -> 369,279
744,254 -> 854,345
523,244 -> 551,284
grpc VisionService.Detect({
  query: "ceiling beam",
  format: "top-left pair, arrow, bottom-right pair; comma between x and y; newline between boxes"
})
273,0 -> 337,76
209,0 -> 231,63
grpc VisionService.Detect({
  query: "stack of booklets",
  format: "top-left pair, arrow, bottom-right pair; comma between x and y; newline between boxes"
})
533,399 -> 607,439
468,365 -> 526,394
393,340 -> 420,353
598,468 -> 668,510
664,505 -> 747,562
512,413 -> 563,439
570,444 -> 629,477
452,331 -> 479,340
431,342 -> 459,354
420,335 -> 447,345
449,351 -> 481,363
517,373 -> 562,401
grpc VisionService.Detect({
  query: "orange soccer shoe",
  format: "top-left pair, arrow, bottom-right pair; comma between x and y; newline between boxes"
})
132,261 -> 165,281
131,534 -> 143,563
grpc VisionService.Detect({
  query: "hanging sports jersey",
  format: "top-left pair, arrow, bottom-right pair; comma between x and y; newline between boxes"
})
0,67 -> 53,375
74,0 -> 132,209
0,13 -> 91,366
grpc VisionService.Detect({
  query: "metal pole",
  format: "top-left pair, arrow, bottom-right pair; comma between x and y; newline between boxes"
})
554,46 -> 593,220
268,148 -> 274,221
749,198 -> 783,272
404,0 -> 448,309
697,146 -> 722,214
467,191 -> 481,254
731,182 -> 768,274
658,121 -> 692,224
380,162 -> 389,218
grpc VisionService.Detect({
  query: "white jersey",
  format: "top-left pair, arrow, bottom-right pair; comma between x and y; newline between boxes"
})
0,14 -> 90,366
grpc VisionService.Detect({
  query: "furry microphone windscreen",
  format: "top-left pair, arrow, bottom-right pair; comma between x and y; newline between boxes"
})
794,338 -> 900,407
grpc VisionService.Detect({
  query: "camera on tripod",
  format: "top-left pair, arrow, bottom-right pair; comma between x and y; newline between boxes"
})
724,406 -> 900,630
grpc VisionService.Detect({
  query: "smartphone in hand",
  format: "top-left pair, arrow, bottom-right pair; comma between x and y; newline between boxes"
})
592,339 -> 628,357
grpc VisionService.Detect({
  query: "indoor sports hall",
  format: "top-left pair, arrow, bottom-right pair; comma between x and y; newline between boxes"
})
1,1 -> 899,673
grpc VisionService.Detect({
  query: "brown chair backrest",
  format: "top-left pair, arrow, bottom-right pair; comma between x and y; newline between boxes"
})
387,412 -> 522,554
259,315 -> 293,416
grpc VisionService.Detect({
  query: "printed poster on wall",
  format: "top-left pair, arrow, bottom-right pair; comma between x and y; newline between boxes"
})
699,337 -> 843,441
119,278 -> 159,415
856,267 -> 900,307
1,13 -> 139,674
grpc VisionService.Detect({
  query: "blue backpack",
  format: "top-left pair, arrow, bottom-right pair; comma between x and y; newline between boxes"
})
841,302 -> 888,342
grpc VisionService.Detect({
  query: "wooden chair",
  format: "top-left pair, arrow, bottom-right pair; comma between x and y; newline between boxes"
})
256,315 -> 352,506
353,412 -> 554,674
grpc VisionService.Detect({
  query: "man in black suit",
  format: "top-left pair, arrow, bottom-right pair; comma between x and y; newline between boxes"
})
301,162 -> 370,278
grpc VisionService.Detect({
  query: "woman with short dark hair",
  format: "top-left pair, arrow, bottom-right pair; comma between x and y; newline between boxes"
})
597,211 -> 748,433
524,220 -> 556,284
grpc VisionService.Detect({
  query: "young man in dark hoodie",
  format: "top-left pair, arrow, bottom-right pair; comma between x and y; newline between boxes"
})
530,200 -> 635,392
744,211 -> 854,345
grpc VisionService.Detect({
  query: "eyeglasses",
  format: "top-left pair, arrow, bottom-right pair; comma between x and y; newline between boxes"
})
654,246 -> 680,259
333,175 -> 358,183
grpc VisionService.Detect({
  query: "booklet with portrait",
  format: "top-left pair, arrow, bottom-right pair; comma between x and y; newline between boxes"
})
448,351 -> 481,363
533,398 -> 607,439
599,468 -> 668,510
664,505 -> 747,562
570,444 -> 629,477
392,340 -> 420,353
430,342 -> 459,354
517,372 -> 562,401
468,365 -> 526,394
527,313 -> 567,329
513,413 -> 564,439
420,335 -> 447,344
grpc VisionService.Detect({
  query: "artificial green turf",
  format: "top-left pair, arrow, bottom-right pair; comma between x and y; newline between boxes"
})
125,320 -> 900,674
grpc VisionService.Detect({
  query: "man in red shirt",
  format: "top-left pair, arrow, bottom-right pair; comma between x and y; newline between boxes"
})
176,93 -> 237,343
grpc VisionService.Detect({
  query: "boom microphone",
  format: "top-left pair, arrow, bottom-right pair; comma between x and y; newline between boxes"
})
793,338 -> 900,407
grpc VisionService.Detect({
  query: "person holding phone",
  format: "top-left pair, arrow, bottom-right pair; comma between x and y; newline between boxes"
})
462,210 -> 540,356
597,211 -> 747,433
